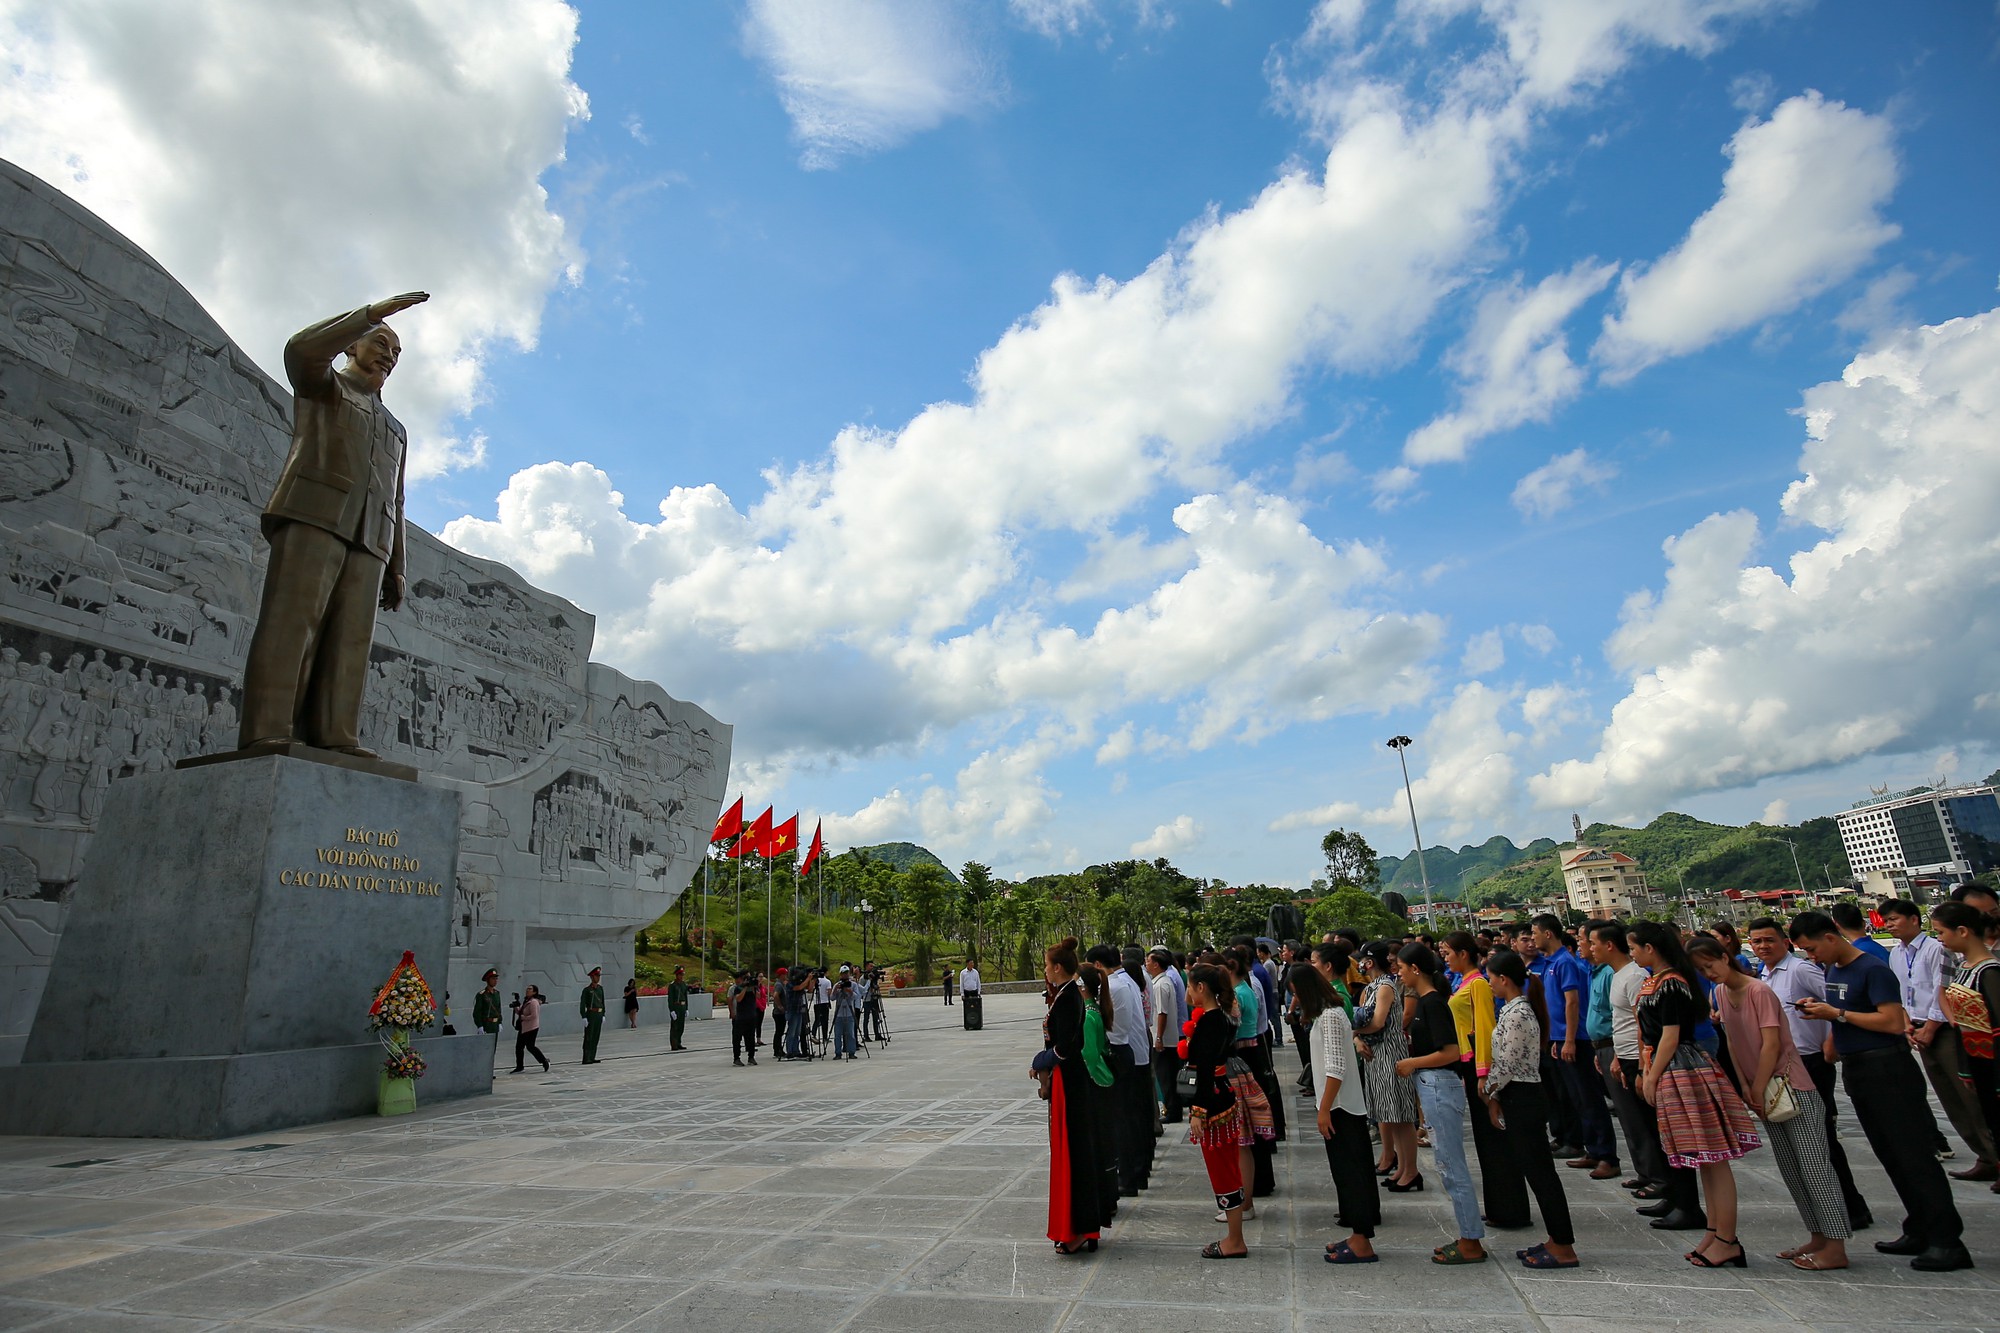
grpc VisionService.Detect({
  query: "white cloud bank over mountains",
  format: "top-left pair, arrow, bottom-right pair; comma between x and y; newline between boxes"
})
0,0 -> 589,480
1536,307 -> 2000,817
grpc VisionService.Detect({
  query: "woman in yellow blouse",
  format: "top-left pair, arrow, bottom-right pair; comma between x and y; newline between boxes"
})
1443,931 -> 1530,1229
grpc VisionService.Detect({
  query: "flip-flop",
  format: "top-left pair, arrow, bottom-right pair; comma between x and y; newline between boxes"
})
1433,1241 -> 1487,1265
1520,1249 -> 1580,1269
1201,1242 -> 1249,1259
1325,1240 -> 1378,1264
1790,1252 -> 1847,1271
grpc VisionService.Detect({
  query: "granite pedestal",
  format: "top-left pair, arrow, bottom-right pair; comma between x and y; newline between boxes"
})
0,755 -> 491,1137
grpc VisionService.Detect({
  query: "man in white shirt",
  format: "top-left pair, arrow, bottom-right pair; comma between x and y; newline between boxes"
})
1746,917 -> 1873,1229
1089,944 -> 1154,1195
1884,899 -> 1997,1179
958,962 -> 982,1031
1146,949 -> 1182,1123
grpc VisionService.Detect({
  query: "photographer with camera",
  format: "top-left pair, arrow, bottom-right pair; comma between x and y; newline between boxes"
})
862,962 -> 889,1042
814,968 -> 833,1046
831,965 -> 860,1059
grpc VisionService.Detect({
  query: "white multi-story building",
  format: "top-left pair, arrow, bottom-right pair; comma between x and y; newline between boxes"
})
1561,847 -> 1647,917
1836,784 -> 2000,886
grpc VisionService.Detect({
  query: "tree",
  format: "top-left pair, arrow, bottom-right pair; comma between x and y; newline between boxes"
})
1202,884 -> 1299,942
958,861 -> 996,963
1322,827 -> 1382,893
1305,886 -> 1406,941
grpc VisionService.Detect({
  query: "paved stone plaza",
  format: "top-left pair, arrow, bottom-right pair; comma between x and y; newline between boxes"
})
1,991 -> 1994,1331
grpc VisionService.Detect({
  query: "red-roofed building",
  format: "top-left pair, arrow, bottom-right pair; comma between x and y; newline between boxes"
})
1561,846 -> 1648,917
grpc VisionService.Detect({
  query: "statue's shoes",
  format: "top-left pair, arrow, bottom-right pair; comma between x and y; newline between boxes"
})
238,736 -> 295,754
327,745 -> 381,759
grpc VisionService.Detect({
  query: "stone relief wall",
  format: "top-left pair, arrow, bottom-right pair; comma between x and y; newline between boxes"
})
0,159 -> 730,1058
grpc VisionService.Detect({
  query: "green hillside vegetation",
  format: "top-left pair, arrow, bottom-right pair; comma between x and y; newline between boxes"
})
1455,812 -> 1851,908
1376,834 -> 1560,898
849,842 -> 960,882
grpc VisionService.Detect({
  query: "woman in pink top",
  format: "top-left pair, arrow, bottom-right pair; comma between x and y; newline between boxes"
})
512,985 -> 550,1074
1692,938 -> 1850,1271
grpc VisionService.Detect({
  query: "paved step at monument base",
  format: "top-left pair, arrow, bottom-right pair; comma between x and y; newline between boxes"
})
0,1032 -> 494,1138
0,754 -> 487,1136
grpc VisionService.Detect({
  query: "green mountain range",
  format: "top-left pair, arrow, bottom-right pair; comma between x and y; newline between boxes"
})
845,842 -> 960,883
1375,834 -> 1561,899
1383,812 -> 1851,907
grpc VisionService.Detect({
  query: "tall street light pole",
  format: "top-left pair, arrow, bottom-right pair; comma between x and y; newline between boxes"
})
1759,835 -> 1809,897
1386,736 -> 1432,923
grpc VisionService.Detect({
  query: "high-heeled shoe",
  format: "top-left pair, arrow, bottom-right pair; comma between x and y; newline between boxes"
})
1053,1237 -> 1098,1255
1687,1237 -> 1745,1268
1384,1174 -> 1425,1192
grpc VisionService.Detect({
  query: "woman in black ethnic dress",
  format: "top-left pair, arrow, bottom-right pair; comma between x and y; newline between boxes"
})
1042,936 -> 1114,1252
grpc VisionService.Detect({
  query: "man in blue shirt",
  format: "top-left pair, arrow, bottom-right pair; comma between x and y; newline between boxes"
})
1533,914 -> 1615,1172
1791,911 -> 1968,1272
1830,902 -> 1889,960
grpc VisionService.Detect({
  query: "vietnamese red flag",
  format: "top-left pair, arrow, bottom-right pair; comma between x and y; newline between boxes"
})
710,796 -> 743,845
1867,908 -> 1885,930
799,821 -> 824,877
769,814 -> 800,860
732,806 -> 773,860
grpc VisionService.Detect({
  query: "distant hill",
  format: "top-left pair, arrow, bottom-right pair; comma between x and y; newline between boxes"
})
1376,834 -> 1559,899
846,842 -> 959,883
1455,811 -> 1850,907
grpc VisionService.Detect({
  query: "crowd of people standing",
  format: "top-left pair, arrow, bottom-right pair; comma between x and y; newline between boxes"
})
1038,883 -> 2000,1273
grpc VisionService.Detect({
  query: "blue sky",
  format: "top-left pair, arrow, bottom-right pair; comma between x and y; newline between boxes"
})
7,1 -> 1998,885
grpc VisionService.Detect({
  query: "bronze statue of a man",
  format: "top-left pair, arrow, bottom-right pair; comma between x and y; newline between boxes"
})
237,292 -> 428,756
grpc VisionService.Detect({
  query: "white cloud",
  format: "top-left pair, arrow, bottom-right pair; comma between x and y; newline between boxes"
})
1595,91 -> 1899,377
1403,260 -> 1617,465
1270,681 -> 1522,839
1461,628 -> 1506,675
742,0 -> 1003,167
1521,681 -> 1584,741
1511,447 -> 1617,519
0,0 -> 588,481
1132,814 -> 1203,859
1435,0 -> 1788,107
1517,623 -> 1558,654
1057,530 -> 1193,602
1010,0 -> 1099,35
1760,799 -> 1789,824
1536,307 -> 2000,813
1096,724 -> 1137,766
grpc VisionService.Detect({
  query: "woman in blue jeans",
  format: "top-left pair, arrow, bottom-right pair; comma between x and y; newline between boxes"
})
1395,942 -> 1487,1264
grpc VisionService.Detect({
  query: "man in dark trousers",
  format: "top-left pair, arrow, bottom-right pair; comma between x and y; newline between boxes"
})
472,969 -> 503,1036
667,966 -> 691,1051
579,967 -> 606,1064
728,970 -> 760,1065
1791,911 -> 1969,1272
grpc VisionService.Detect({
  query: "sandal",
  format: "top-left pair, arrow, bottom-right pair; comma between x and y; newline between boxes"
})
1775,1243 -> 1813,1261
1052,1238 -> 1097,1255
1201,1241 -> 1248,1259
1790,1252 -> 1847,1271
1521,1248 -> 1579,1269
1516,1243 -> 1548,1261
1325,1240 -> 1378,1264
1432,1240 -> 1487,1265
1687,1238 -> 1746,1269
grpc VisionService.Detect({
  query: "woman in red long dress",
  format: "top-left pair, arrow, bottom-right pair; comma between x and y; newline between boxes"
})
1042,937 -> 1114,1253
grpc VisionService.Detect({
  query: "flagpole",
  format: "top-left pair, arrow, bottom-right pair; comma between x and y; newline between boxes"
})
765,854 -> 773,977
700,855 -> 709,990
734,852 -> 742,973
792,848 -> 800,967
817,856 -> 825,971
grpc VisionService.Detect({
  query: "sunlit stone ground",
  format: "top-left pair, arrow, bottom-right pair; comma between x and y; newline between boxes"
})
1,991 -> 1994,1330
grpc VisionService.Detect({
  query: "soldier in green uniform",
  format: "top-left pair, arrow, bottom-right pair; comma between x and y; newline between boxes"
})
472,969 -> 503,1035
580,966 -> 606,1064
667,966 -> 691,1051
